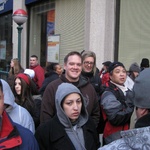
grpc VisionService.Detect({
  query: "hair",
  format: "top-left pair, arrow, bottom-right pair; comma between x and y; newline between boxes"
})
9,58 -> 24,76
64,51 -> 82,64
30,55 -> 38,60
81,50 -> 97,75
13,76 -> 35,116
0,80 -> 3,92
46,63 -> 59,72
128,71 -> 136,81
80,50 -> 85,55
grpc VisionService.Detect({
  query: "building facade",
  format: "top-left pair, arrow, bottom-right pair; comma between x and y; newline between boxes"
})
0,0 -> 150,72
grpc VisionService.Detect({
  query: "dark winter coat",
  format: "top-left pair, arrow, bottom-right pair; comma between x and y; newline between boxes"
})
40,74 -> 100,127
35,116 -> 100,150
101,81 -> 134,144
81,71 -> 102,97
39,71 -> 59,96
135,113 -> 150,128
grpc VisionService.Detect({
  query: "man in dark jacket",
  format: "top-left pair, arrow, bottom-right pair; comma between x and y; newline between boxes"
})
99,68 -> 150,150
0,79 -> 39,150
40,51 -> 100,127
100,62 -> 134,145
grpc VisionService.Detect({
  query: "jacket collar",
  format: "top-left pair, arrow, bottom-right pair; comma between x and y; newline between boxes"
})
0,111 -> 22,149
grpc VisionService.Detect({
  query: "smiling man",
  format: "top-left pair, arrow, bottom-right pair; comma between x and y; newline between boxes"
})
100,62 -> 134,145
40,51 -> 100,128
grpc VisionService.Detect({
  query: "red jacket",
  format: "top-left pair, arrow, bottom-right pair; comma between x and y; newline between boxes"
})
30,65 -> 45,90
101,72 -> 110,85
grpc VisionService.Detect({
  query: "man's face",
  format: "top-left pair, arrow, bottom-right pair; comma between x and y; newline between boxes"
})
64,54 -> 82,82
110,66 -> 127,85
0,88 -> 4,115
30,57 -> 38,67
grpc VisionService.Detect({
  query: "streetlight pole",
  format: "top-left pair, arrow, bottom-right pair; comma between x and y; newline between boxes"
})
12,9 -> 28,62
17,25 -> 23,61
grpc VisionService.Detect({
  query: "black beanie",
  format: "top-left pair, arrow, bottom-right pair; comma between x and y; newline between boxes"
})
133,68 -> 150,108
102,61 -> 111,67
109,61 -> 125,73
140,58 -> 149,68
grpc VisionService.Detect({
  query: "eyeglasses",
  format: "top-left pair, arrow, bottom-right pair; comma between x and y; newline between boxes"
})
84,61 -> 94,66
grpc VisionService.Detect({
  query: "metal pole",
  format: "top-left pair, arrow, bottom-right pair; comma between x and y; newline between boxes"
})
17,25 -> 23,62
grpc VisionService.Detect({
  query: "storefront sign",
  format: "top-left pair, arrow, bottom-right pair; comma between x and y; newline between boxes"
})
47,35 -> 60,63
47,10 -> 55,36
0,0 -> 12,14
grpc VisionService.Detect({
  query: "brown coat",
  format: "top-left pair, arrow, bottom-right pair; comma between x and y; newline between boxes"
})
40,74 -> 100,127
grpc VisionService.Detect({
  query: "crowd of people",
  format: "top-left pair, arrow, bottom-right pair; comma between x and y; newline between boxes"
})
1,52 -> 150,149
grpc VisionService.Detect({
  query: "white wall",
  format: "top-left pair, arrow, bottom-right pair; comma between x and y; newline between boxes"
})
85,0 -> 115,70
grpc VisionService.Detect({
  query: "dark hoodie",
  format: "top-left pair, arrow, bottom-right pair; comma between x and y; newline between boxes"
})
40,74 -> 100,127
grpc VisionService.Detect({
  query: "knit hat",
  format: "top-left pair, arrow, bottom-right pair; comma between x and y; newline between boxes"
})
24,69 -> 35,79
140,58 -> 149,68
102,61 -> 112,67
16,73 -> 30,85
109,61 -> 125,73
129,62 -> 140,73
133,68 -> 150,108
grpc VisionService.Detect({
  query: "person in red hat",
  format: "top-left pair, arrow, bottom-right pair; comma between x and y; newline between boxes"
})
100,61 -> 112,85
13,73 -> 41,129
0,79 -> 39,149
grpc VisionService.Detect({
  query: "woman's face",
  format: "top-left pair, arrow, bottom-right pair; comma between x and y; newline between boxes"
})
62,93 -> 82,122
55,65 -> 63,75
82,57 -> 94,73
15,78 -> 22,95
10,60 -> 14,68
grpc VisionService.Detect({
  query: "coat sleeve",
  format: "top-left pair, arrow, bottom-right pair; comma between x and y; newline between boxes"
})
101,91 -> 134,126
34,66 -> 45,89
90,96 -> 100,128
40,83 -> 56,124
84,84 -> 100,128
35,127 -> 47,150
